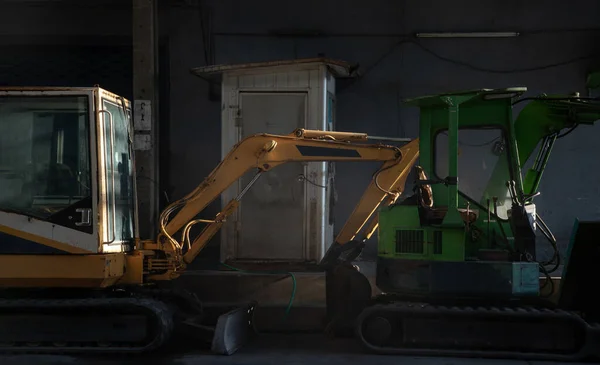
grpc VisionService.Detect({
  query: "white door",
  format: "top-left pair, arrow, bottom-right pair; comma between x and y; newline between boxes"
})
237,92 -> 307,260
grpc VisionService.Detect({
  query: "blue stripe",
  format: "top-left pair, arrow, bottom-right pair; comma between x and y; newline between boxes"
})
295,145 -> 361,158
0,231 -> 68,254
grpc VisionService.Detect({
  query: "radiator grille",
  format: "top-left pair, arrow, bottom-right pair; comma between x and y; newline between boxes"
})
396,230 -> 424,254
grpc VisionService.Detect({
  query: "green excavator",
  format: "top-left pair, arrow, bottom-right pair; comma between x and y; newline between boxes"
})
322,87 -> 600,361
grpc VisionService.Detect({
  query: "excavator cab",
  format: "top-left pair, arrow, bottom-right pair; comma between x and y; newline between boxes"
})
376,87 -> 542,298
375,87 -> 600,300
346,87 -> 600,360
0,87 -> 254,355
0,87 -> 135,259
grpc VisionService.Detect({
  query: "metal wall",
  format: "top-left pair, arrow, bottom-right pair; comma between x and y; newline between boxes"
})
165,0 -> 600,266
2,1 -> 597,267
0,2 -> 133,96
0,45 -> 133,99
0,0 -> 174,245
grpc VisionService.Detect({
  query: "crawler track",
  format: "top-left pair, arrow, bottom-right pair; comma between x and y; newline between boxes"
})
0,296 -> 174,355
357,302 -> 600,361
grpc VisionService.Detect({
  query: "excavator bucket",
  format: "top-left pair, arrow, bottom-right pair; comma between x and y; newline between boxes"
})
181,301 -> 256,355
211,303 -> 256,355
324,262 -> 372,337
321,140 -> 420,337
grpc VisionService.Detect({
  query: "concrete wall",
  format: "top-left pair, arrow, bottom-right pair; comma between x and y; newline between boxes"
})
0,1 -> 131,42
164,0 -> 600,264
0,1 -> 133,97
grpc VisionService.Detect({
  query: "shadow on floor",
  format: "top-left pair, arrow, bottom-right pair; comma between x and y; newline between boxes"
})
0,334 -> 589,365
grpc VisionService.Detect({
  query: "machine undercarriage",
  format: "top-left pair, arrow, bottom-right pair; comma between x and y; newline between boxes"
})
357,300 -> 600,361
327,233 -> 600,362
0,287 -> 254,355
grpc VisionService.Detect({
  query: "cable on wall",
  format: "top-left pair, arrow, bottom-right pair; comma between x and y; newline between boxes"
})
338,37 -> 600,93
411,41 -> 600,74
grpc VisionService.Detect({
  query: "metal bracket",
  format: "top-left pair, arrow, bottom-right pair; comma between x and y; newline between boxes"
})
415,176 -> 458,186
134,100 -> 152,131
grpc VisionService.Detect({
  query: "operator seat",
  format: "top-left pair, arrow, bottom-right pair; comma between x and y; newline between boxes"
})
413,165 -> 478,225
414,165 -> 433,208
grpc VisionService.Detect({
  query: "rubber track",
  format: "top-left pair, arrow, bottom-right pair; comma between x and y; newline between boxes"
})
0,297 -> 174,355
356,302 -> 600,361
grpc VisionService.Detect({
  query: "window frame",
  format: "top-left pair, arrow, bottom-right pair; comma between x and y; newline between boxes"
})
432,125 -> 514,222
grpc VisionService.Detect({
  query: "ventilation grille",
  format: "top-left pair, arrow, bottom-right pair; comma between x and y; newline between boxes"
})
396,230 -> 424,254
433,230 -> 443,254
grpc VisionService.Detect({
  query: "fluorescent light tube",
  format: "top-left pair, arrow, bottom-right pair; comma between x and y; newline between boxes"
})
416,32 -> 519,38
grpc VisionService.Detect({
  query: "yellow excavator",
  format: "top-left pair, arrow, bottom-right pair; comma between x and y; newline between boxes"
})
0,86 -> 419,355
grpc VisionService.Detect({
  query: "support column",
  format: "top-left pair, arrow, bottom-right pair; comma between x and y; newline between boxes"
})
441,96 -> 463,228
132,0 -> 159,239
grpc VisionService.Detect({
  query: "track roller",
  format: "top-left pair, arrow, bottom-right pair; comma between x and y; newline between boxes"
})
0,296 -> 174,355
356,302 -> 600,361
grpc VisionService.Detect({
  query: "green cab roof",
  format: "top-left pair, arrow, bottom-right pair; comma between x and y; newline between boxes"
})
403,87 -> 528,108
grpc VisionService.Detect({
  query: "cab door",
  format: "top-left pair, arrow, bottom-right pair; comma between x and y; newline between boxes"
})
97,89 -> 136,253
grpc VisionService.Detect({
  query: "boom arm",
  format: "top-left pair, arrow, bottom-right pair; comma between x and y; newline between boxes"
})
156,128 -> 419,268
514,96 -> 600,197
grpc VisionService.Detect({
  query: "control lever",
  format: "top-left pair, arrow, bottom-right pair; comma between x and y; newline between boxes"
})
506,180 -> 521,206
523,191 -> 541,202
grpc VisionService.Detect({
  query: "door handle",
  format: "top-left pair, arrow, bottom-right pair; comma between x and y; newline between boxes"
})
75,208 -> 92,226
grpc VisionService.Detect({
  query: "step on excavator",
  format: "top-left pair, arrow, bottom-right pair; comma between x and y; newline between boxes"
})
320,87 -> 600,362
0,86 -> 419,355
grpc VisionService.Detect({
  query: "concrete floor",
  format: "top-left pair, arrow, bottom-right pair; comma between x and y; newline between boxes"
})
0,334 -> 592,365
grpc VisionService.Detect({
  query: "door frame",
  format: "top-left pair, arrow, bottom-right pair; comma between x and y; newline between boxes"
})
96,88 -> 135,254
